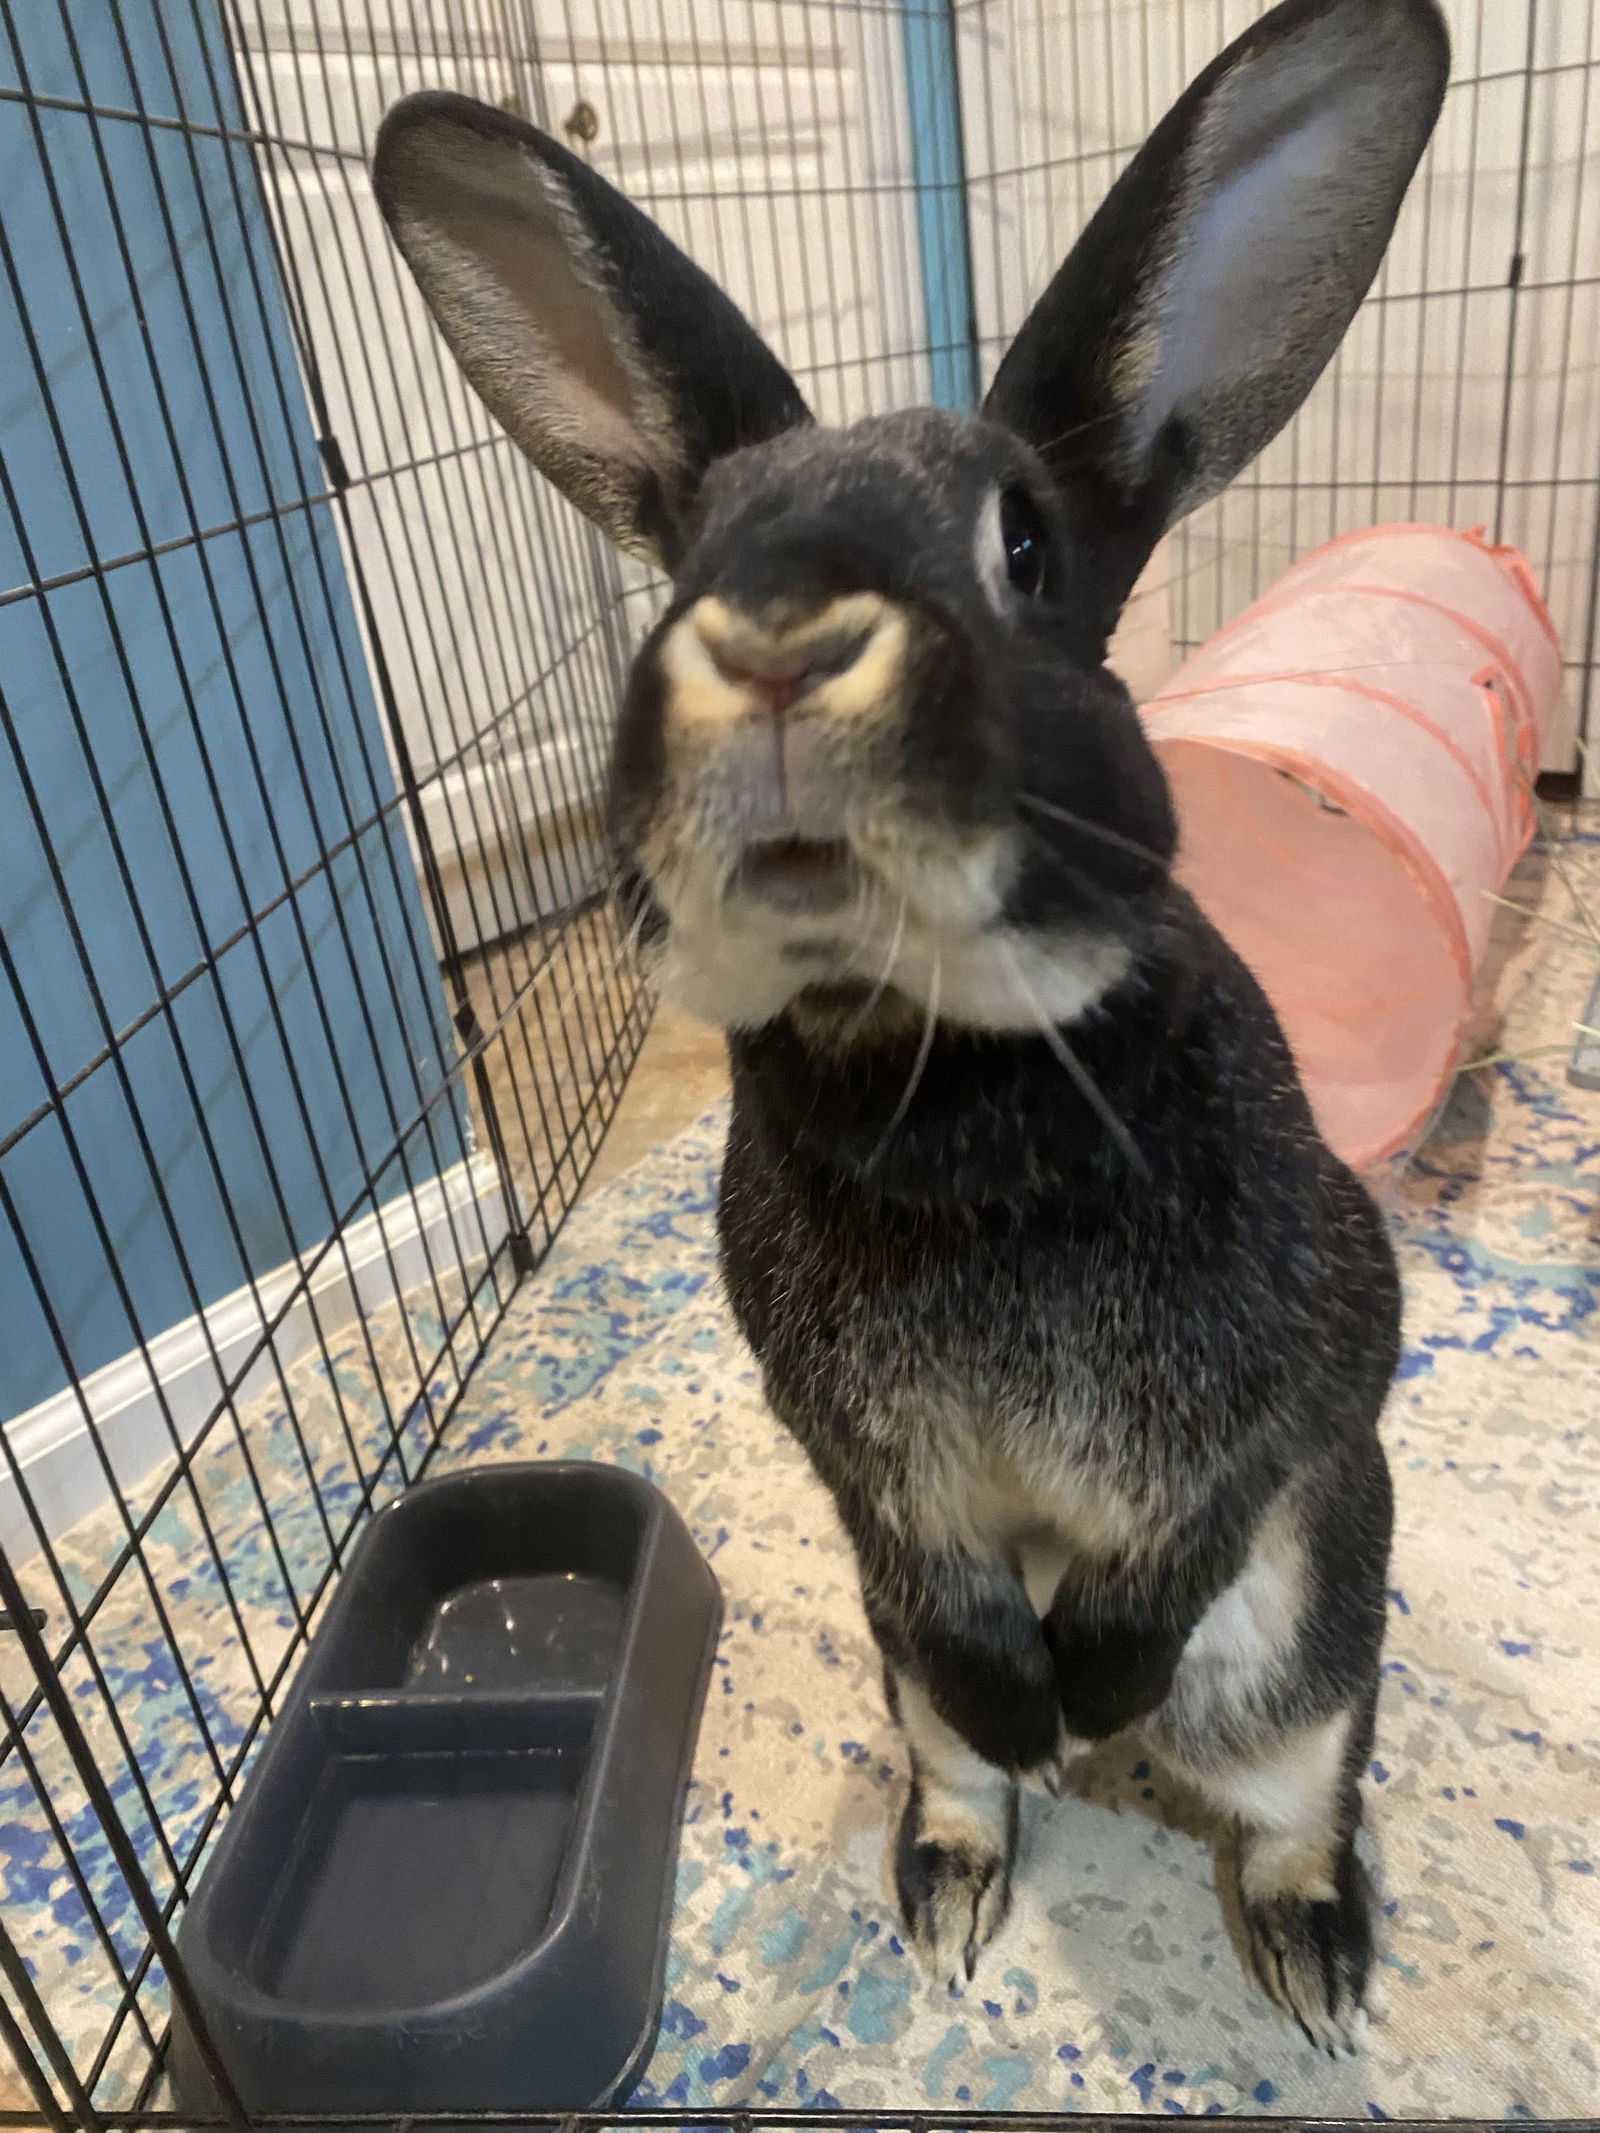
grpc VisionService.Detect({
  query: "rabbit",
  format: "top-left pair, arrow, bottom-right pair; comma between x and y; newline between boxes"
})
373,0 -> 1448,2055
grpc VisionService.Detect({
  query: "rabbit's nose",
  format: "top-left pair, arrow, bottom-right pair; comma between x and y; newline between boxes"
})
701,641 -> 815,715
685,592 -> 892,718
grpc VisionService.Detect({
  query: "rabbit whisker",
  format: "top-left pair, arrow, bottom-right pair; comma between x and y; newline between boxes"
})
1023,403 -> 1132,463
536,887 -> 653,1034
1016,790 -> 1168,870
1530,790 -> 1600,955
997,939 -> 1149,1181
839,890 -> 911,1038
1460,1035 -> 1593,1072
865,949 -> 941,1171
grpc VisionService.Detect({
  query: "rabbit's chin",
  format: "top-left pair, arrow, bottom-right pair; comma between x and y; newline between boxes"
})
644,897 -> 1130,1043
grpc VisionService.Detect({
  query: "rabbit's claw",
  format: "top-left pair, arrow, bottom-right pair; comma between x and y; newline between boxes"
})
1238,1848 -> 1377,2058
1020,1727 -> 1094,1800
894,1774 -> 1017,1988
897,1828 -> 1012,1988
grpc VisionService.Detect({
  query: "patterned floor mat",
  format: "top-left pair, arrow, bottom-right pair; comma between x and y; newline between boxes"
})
6,832 -> 1599,2120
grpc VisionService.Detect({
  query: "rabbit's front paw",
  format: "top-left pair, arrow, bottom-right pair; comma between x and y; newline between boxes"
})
894,1774 -> 1016,1987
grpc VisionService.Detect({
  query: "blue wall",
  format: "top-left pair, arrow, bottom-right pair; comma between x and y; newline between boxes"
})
0,5 -> 464,1417
900,0 -> 980,414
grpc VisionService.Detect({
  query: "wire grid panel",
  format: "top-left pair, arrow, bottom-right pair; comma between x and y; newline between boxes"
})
0,0 -> 665,2119
523,0 -> 932,419
0,1 -> 951,2122
229,0 -> 653,1199
462,0 -> 945,636
226,0 -> 944,1155
958,0 -> 1600,770
6,2 -> 1593,2129
234,0 -> 937,760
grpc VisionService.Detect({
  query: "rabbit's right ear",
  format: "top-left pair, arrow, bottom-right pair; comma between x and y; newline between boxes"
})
373,92 -> 810,566
985,0 -> 1449,629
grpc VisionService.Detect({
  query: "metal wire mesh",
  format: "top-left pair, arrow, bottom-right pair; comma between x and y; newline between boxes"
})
0,0 -> 661,2118
0,1 -> 1594,2128
960,0 -> 1600,759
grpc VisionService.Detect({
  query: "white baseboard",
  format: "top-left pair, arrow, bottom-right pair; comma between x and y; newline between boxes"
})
0,1154 -> 512,1566
417,732 -> 609,958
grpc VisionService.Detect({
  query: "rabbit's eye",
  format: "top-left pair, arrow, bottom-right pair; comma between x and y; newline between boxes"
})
999,486 -> 1048,597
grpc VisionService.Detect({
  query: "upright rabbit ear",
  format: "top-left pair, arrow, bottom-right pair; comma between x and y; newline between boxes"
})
372,92 -> 811,566
984,0 -> 1449,627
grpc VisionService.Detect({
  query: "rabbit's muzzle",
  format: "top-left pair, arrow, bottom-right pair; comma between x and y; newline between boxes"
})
612,549 -> 1131,1039
648,588 -> 915,909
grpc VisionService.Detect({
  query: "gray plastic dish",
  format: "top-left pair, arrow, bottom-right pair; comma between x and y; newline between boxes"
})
170,1461 -> 721,2122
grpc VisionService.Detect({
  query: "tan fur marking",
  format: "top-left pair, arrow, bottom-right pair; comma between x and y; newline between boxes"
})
1015,1528 -> 1070,1617
1028,1466 -> 1164,1564
655,608 -> 747,736
691,591 -> 890,675
659,594 -> 906,736
892,1427 -> 1163,1587
889,1674 -> 1017,1986
1240,1829 -> 1341,1908
817,606 -> 909,724
1106,323 -> 1160,412
1177,1708 -> 1352,1905
896,1676 -> 1012,1847
1156,1486 -> 1308,1749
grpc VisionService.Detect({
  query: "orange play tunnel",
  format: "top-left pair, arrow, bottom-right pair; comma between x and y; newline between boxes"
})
1143,526 -> 1565,1173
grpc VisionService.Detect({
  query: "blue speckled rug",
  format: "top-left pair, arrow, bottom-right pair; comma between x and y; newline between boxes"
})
7,838 -> 1599,2120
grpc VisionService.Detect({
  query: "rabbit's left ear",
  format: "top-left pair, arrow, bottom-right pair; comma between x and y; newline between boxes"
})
373,92 -> 810,566
985,0 -> 1449,624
